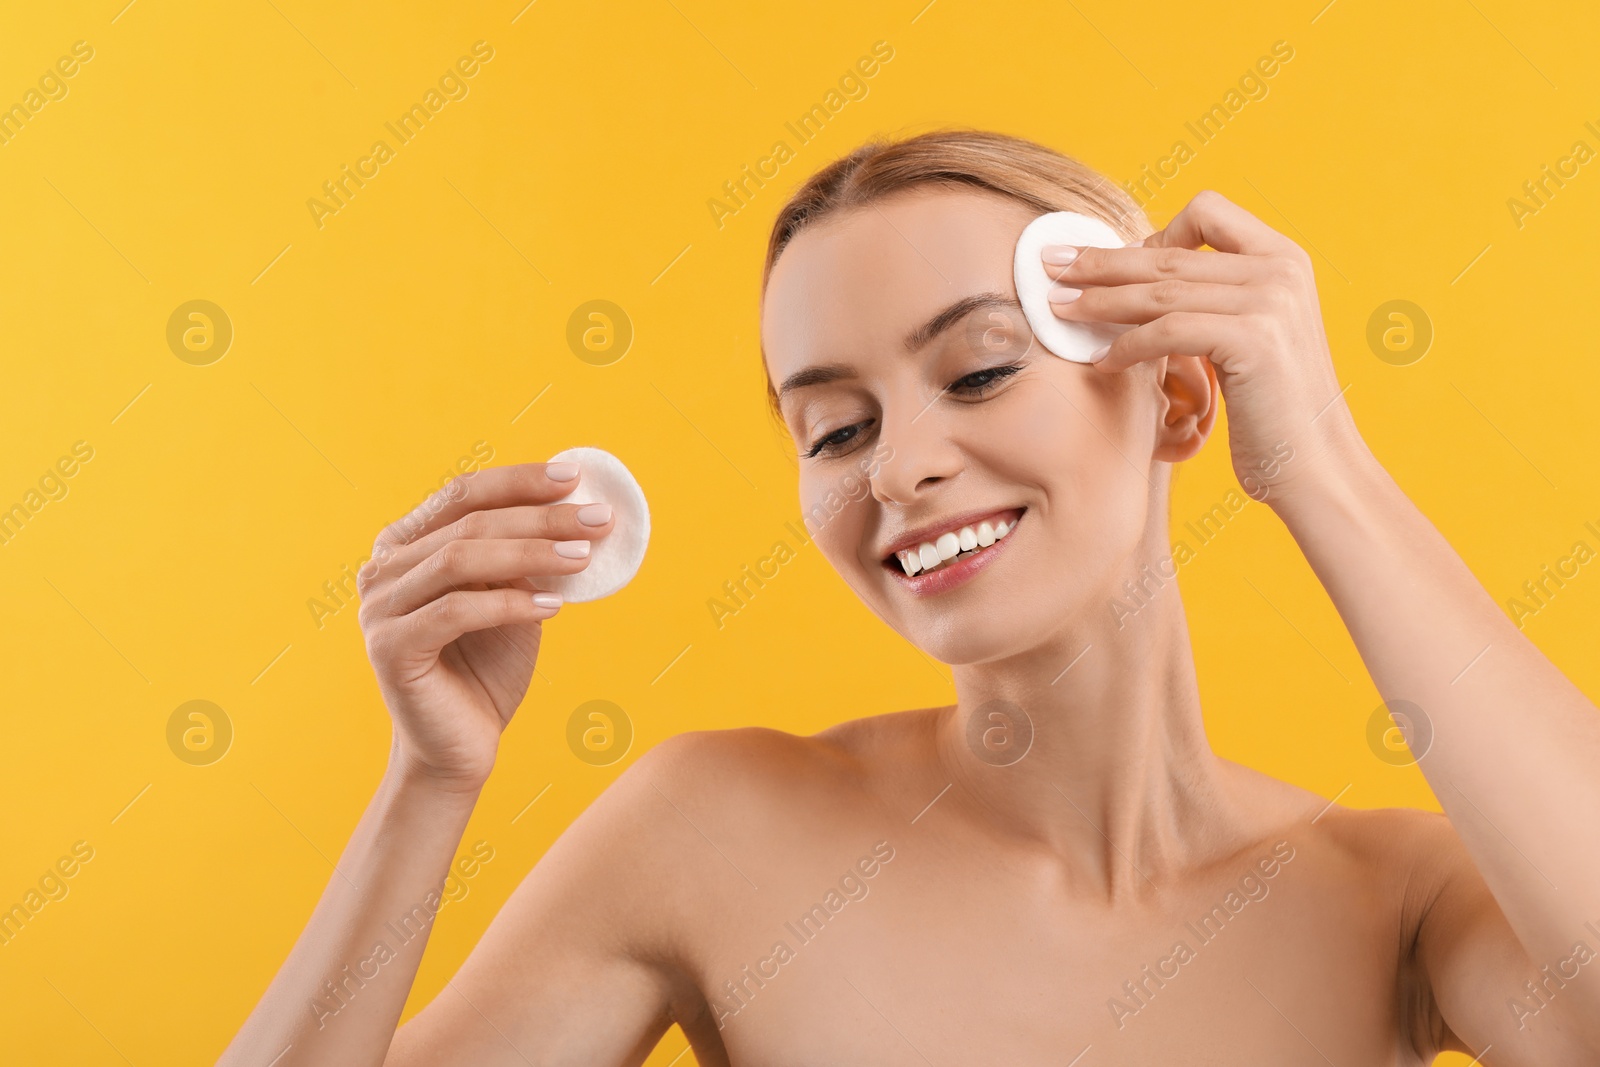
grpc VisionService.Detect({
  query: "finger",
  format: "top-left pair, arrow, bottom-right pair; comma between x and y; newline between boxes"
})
1050,279 -> 1251,327
1044,244 -> 1255,287
374,462 -> 584,554
361,502 -> 615,590
1143,189 -> 1300,258
384,588 -> 560,657
1091,312 -> 1243,374
376,538 -> 598,618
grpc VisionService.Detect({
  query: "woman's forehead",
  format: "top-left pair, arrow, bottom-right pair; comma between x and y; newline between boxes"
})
761,188 -> 1036,376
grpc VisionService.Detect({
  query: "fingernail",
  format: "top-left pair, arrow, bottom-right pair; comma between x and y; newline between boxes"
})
1042,245 -> 1079,266
1048,286 -> 1083,304
555,539 -> 591,558
1089,345 -> 1111,364
577,503 -> 612,526
533,592 -> 563,609
547,461 -> 579,481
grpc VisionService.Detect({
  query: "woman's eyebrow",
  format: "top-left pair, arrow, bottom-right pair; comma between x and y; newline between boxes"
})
777,361 -> 856,402
777,291 -> 1021,403
902,291 -> 1019,352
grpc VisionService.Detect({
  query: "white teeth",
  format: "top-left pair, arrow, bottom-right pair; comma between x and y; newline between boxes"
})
893,513 -> 1024,577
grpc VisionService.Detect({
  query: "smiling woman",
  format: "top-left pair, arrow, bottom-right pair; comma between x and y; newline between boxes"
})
222,129 -> 1600,1067
757,132 -> 1204,666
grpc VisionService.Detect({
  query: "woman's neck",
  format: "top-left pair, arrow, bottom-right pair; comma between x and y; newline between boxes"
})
935,558 -> 1240,900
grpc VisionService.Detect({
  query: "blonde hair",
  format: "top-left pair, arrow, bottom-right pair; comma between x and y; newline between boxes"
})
760,127 -> 1153,416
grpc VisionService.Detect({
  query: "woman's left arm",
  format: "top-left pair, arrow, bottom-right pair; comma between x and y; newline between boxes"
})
1050,189 -> 1600,1060
1265,403 -> 1600,1059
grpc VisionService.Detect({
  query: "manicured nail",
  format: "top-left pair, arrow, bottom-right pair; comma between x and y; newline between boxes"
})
1048,286 -> 1083,304
555,539 -> 591,558
547,461 -> 579,481
533,592 -> 563,609
1089,345 -> 1111,364
1042,245 -> 1079,265
577,503 -> 612,526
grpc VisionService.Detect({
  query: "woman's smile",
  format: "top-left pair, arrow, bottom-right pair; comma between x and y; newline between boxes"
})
881,506 -> 1027,596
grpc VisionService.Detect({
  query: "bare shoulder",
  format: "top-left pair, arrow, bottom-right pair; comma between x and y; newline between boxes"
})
556,706 -> 941,878
1311,801 -> 1470,884
1284,797 -> 1485,983
625,704 -> 946,815
1308,802 -> 1494,959
1216,758 -> 1464,865
1210,762 -> 1478,922
542,709 -> 936,951
495,725 -> 870,965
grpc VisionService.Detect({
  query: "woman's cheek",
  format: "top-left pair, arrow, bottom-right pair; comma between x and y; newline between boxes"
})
1007,380 -> 1153,568
1012,393 -> 1076,453
800,474 -> 863,569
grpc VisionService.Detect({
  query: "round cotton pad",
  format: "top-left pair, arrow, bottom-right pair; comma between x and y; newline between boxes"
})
1013,211 -> 1137,363
539,446 -> 650,603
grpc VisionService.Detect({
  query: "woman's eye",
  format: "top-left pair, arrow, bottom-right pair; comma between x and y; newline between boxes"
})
950,363 -> 1023,396
800,365 -> 1022,459
804,420 -> 872,459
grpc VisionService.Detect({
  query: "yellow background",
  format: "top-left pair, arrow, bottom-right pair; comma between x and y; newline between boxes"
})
2,0 -> 1595,1062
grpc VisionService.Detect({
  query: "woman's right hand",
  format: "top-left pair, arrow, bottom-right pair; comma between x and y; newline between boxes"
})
355,461 -> 614,791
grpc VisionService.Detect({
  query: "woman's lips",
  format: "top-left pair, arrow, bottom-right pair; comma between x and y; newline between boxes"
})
884,508 -> 1026,597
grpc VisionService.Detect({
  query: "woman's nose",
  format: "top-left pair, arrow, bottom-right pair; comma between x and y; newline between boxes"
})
869,403 -> 965,505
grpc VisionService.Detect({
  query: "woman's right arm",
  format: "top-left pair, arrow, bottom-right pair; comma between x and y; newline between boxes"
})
216,749 -> 487,1065
218,462 -> 685,1067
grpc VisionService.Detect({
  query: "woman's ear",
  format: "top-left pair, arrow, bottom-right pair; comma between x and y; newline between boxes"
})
1151,354 -> 1218,463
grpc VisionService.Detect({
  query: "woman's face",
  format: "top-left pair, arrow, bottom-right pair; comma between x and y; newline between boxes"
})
762,186 -> 1199,665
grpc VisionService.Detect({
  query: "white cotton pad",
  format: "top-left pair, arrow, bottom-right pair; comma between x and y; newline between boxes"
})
539,446 -> 650,603
1013,211 -> 1138,363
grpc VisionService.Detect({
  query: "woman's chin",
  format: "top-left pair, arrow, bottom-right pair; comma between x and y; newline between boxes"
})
891,591 -> 1095,669
900,619 -> 1043,669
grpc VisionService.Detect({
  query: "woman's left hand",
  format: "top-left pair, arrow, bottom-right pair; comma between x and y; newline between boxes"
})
1044,189 -> 1368,508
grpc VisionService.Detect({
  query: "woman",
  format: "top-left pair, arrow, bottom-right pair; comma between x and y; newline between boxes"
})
221,130 -> 1600,1065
